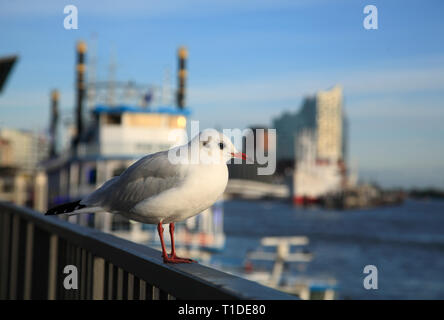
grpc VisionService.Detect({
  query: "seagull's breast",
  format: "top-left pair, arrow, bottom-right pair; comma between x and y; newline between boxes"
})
182,163 -> 228,210
130,163 -> 228,223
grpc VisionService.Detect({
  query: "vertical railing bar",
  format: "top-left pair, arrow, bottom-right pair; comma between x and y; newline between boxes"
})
68,243 -> 79,300
107,263 -> 114,300
60,239 -> 68,300
71,243 -> 78,300
103,260 -> 109,300
127,273 -> 134,300
86,251 -> 93,300
122,270 -> 129,300
65,243 -> 72,300
15,217 -> 28,299
80,248 -> 86,300
63,241 -> 69,300
116,268 -> 123,300
9,214 -> 20,300
0,211 -> 3,280
133,275 -> 140,300
93,257 -> 105,300
112,264 -> 118,300
0,212 -> 11,299
0,212 -> 4,297
139,280 -> 146,300
23,222 -> 34,300
152,286 -> 160,300
55,238 -> 64,300
47,234 -> 58,300
75,246 -> 81,300
146,283 -> 154,300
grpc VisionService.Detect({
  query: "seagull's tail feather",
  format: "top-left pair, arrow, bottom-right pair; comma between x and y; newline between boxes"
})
45,200 -> 103,216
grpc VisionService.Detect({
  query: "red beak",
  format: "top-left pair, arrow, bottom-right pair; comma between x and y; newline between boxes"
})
231,152 -> 247,160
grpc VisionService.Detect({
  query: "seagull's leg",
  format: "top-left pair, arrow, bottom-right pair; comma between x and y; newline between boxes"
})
168,223 -> 196,264
157,222 -> 195,263
157,222 -> 169,261
169,222 -> 177,257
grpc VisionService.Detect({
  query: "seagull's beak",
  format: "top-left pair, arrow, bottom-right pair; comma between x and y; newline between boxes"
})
231,152 -> 247,160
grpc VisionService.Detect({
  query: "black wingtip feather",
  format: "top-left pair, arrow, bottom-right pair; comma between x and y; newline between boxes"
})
45,200 -> 86,215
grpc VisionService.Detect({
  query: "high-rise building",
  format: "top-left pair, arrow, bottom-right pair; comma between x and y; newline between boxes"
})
273,85 -> 347,167
315,85 -> 344,162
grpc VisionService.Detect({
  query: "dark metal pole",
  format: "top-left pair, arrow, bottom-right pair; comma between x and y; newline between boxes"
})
176,46 -> 187,109
74,41 -> 87,149
49,90 -> 59,158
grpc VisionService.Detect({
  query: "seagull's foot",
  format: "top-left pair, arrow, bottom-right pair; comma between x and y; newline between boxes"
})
162,254 -> 197,264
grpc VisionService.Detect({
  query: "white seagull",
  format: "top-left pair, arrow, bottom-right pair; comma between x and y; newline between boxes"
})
46,129 -> 246,263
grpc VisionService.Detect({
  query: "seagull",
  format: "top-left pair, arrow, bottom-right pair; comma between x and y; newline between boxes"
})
45,129 -> 246,263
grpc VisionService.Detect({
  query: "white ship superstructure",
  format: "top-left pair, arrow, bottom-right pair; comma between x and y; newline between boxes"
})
293,129 -> 342,204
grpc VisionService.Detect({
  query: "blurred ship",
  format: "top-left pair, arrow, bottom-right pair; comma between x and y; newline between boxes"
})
41,41 -> 225,252
292,129 -> 344,205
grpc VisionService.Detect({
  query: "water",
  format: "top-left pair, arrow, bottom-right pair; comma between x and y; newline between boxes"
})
211,199 -> 444,299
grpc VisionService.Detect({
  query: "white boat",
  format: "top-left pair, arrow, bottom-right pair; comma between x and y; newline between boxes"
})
237,236 -> 338,300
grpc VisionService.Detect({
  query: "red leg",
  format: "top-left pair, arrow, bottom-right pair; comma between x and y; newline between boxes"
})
169,223 -> 196,263
157,222 -> 196,264
157,222 -> 169,261
169,222 -> 177,257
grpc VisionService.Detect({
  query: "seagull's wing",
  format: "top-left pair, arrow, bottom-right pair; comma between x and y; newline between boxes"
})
81,150 -> 185,212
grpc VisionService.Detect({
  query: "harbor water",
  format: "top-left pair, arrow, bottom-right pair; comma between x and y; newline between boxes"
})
213,199 -> 444,299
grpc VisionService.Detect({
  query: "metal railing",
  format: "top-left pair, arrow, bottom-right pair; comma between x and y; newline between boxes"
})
0,201 -> 297,300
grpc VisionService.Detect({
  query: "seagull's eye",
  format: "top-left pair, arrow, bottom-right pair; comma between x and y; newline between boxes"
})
218,142 -> 225,150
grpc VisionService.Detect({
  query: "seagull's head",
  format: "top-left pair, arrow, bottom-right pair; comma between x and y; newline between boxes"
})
192,129 -> 247,164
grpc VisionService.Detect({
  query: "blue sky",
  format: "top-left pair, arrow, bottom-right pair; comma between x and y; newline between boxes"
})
1,0 -> 444,188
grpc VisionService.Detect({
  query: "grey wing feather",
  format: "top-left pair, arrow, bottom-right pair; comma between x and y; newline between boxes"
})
81,150 -> 184,212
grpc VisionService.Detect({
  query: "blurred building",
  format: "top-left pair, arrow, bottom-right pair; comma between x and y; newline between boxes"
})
273,85 -> 347,168
272,85 -> 348,204
0,128 -> 49,171
0,128 -> 49,206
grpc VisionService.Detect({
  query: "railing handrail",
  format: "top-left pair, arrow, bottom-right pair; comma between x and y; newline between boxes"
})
0,201 -> 297,300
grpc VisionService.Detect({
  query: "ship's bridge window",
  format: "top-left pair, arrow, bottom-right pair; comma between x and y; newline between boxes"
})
103,114 -> 122,125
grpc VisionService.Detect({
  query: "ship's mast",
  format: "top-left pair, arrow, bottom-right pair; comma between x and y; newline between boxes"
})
107,47 -> 116,107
